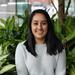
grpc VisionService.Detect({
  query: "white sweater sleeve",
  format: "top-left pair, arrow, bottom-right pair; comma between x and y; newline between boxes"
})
15,43 -> 29,75
55,50 -> 66,75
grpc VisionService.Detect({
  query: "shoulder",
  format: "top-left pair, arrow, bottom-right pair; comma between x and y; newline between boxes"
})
16,41 -> 26,49
16,41 -> 27,55
59,49 -> 66,56
55,49 -> 66,61
56,49 -> 66,57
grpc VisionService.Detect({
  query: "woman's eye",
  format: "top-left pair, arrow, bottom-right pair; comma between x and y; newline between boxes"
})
33,23 -> 38,25
42,22 -> 47,25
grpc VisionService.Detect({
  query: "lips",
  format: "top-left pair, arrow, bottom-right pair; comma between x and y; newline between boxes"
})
36,30 -> 43,34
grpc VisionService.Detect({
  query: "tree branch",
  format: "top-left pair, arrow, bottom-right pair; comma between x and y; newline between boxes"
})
51,0 -> 58,13
65,0 -> 71,16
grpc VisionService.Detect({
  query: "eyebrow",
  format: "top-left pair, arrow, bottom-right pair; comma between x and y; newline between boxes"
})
33,20 -> 47,22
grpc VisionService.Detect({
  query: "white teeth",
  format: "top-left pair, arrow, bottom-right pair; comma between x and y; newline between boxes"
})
35,30 -> 43,34
37,32 -> 43,34
37,31 -> 43,33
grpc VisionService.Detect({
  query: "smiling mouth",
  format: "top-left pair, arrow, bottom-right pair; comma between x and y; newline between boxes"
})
37,30 -> 43,32
37,32 -> 43,35
35,29 -> 44,34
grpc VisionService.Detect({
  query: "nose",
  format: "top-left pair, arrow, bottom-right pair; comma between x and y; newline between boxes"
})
38,23 -> 42,30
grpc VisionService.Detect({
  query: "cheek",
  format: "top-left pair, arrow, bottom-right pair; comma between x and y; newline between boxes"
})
43,26 -> 48,33
31,25 -> 36,33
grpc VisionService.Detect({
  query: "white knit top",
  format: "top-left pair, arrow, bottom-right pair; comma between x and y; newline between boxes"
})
15,42 -> 66,75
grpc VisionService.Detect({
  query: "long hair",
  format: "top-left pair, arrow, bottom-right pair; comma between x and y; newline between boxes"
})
24,9 -> 64,56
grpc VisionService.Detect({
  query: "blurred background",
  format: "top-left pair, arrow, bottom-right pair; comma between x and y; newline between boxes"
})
0,0 -> 75,19
0,0 -> 75,75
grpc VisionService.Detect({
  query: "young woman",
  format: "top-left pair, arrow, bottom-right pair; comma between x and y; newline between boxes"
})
15,9 -> 66,75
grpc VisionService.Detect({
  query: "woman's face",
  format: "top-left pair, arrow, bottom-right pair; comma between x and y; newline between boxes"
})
31,13 -> 48,43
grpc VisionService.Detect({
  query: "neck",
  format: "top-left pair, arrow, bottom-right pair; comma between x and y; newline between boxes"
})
35,38 -> 45,44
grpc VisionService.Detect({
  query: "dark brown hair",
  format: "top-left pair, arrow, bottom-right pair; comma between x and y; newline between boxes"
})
24,9 -> 64,56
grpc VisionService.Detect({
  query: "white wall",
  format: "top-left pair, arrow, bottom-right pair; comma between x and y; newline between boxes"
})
0,0 -> 16,19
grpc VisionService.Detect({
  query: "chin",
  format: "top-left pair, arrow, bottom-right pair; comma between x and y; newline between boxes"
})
36,36 -> 44,39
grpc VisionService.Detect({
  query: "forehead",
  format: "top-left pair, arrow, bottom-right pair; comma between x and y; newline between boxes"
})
32,13 -> 47,21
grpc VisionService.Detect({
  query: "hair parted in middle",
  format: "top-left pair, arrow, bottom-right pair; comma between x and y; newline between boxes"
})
24,9 -> 64,56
